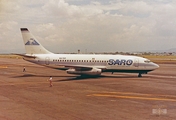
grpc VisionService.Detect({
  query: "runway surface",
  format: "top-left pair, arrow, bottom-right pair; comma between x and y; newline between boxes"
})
0,58 -> 176,120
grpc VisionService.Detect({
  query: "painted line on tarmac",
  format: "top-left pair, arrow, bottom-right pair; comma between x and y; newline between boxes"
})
0,66 -> 8,69
87,91 -> 176,102
88,94 -> 176,102
147,74 -> 176,79
102,91 -> 176,98
87,90 -> 176,98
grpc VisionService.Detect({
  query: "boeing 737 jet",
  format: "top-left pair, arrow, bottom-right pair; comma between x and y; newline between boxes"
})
18,28 -> 159,77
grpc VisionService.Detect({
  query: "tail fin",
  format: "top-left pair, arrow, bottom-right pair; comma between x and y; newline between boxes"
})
20,28 -> 53,54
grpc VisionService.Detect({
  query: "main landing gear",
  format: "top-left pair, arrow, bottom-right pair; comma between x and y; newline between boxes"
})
138,73 -> 142,77
138,72 -> 147,77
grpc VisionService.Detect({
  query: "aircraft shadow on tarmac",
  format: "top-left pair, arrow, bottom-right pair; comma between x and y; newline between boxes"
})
12,73 -> 140,82
55,75 -> 139,82
12,73 -> 75,78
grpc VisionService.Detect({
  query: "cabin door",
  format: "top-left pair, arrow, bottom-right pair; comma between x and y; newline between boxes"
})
134,58 -> 139,67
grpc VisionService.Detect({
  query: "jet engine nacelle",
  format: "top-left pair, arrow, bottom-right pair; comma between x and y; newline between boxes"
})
66,68 -> 102,76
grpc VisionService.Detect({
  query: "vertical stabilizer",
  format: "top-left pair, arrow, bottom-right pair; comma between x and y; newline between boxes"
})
20,28 -> 53,54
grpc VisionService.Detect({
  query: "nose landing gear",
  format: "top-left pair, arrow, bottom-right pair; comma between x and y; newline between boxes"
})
138,72 -> 147,77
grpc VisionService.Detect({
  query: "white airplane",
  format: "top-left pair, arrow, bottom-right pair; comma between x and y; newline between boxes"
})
18,28 -> 159,77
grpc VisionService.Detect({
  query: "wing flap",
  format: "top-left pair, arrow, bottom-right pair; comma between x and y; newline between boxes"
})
63,64 -> 107,70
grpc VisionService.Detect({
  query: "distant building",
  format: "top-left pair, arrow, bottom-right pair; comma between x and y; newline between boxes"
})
78,49 -> 80,54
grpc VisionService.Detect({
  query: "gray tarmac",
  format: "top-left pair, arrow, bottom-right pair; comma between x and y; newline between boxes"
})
0,58 -> 176,120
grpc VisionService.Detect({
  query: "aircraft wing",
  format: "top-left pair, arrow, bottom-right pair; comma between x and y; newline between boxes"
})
45,64 -> 107,72
60,64 -> 107,70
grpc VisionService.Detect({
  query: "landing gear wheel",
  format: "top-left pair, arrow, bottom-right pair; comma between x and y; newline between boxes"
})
138,73 -> 142,77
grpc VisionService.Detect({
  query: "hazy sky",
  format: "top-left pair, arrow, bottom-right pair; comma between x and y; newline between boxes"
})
1,0 -> 176,53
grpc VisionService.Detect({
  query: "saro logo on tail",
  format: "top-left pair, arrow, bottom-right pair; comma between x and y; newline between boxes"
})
25,38 -> 39,45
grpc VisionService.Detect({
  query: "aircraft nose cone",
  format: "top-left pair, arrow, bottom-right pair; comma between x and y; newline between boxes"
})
153,63 -> 159,69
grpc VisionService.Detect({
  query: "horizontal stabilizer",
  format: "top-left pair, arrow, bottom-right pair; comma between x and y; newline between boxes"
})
13,54 -> 36,58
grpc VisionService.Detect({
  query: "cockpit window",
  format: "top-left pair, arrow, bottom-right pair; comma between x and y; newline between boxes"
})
144,60 -> 151,63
